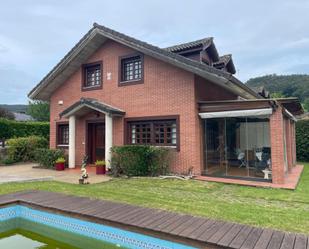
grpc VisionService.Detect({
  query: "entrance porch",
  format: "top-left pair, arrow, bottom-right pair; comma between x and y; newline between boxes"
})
59,98 -> 125,168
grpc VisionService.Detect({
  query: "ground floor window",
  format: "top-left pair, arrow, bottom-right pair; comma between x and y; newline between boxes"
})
203,116 -> 271,180
57,123 -> 69,146
127,117 -> 178,148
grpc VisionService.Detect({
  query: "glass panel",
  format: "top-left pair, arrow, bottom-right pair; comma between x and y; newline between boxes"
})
247,116 -> 271,178
204,118 -> 227,177
85,65 -> 101,87
122,56 -> 141,81
226,117 -> 249,177
204,116 -> 271,180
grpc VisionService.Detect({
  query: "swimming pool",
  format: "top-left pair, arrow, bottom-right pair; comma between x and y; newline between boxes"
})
0,205 -> 198,249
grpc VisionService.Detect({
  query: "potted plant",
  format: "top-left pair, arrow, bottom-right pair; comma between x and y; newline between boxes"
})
55,157 -> 65,171
95,160 -> 106,175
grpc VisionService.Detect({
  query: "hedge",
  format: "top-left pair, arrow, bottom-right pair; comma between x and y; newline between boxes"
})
0,118 -> 49,140
110,145 -> 171,176
7,136 -> 48,162
296,120 -> 309,162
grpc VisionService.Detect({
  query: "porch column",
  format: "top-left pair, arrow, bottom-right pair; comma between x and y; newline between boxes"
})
69,115 -> 76,168
105,113 -> 113,169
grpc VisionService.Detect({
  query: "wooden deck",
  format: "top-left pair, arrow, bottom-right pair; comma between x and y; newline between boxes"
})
0,190 -> 307,249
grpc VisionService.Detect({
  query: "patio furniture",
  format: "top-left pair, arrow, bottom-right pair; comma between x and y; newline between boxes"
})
237,151 -> 247,168
262,169 -> 272,179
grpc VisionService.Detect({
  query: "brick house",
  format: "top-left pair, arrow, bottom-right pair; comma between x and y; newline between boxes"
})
28,23 -> 303,185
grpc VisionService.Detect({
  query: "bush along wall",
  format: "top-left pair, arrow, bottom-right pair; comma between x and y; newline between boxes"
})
0,118 -> 50,144
7,136 -> 48,163
296,120 -> 309,162
110,145 -> 171,177
34,148 -> 65,169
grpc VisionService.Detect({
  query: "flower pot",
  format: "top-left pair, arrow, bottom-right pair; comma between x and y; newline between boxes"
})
55,162 -> 65,171
96,165 -> 106,175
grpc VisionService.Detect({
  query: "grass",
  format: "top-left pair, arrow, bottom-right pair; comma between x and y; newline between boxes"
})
0,163 -> 308,234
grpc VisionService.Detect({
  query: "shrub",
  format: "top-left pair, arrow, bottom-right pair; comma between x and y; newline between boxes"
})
7,136 -> 48,162
0,118 -> 49,142
34,148 -> 65,169
2,158 -> 16,165
55,157 -> 66,164
111,145 -> 171,177
296,120 -> 309,162
95,160 -> 106,166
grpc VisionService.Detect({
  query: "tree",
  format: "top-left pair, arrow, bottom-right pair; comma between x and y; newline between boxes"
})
0,107 -> 15,120
27,101 -> 50,121
303,98 -> 309,112
270,92 -> 285,98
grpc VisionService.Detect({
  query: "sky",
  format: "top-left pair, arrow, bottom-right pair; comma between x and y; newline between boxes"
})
1,0 -> 309,104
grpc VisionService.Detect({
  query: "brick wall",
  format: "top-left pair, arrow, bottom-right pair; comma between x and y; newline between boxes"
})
270,106 -> 286,184
50,40 -> 202,174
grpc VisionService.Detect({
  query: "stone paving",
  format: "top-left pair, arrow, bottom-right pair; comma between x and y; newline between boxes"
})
0,163 -> 111,184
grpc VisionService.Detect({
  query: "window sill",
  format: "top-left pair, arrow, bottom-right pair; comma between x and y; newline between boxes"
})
57,144 -> 69,148
82,85 -> 102,91
118,79 -> 143,86
130,144 -> 179,151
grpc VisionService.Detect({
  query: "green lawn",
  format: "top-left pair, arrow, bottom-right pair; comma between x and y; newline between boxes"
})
0,163 -> 309,234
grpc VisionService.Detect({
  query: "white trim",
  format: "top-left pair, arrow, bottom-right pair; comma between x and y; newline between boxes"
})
199,108 -> 273,119
105,114 -> 113,169
62,103 -> 108,118
68,116 -> 76,168
285,109 -> 297,122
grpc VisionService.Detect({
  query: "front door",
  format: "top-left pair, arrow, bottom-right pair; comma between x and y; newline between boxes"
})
88,122 -> 105,164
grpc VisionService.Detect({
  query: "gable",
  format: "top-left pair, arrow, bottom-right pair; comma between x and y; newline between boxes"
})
28,23 -> 261,101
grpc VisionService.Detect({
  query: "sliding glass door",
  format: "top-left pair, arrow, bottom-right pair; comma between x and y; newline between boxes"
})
204,116 -> 271,180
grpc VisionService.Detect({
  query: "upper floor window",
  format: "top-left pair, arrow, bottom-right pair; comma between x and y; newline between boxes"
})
126,116 -> 179,149
57,123 -> 69,146
82,61 -> 102,90
120,54 -> 143,85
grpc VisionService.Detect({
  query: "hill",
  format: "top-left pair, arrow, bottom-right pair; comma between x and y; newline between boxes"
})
246,74 -> 309,110
0,104 -> 28,113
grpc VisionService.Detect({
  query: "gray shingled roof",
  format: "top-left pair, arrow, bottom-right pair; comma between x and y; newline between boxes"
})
213,54 -> 236,74
214,54 -> 232,66
13,112 -> 34,121
28,23 -> 261,100
164,38 -> 213,53
59,98 -> 125,118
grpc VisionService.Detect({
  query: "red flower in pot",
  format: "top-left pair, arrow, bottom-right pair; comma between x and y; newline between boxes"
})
55,157 -> 65,171
95,160 -> 106,175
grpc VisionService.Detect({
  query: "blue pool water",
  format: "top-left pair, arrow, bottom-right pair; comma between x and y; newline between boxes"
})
0,205 -> 198,249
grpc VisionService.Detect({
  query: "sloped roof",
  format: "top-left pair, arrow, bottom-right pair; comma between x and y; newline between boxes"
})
251,86 -> 270,98
13,112 -> 34,121
59,98 -> 125,118
213,54 -> 236,74
214,54 -> 232,66
164,37 -> 213,53
28,23 -> 261,101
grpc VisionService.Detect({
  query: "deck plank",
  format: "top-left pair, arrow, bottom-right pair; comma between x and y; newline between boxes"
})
280,233 -> 295,249
229,225 -> 253,249
294,234 -> 307,249
217,223 -> 244,247
267,231 -> 285,249
208,222 -> 234,244
240,227 -> 263,249
178,218 -> 208,237
254,229 -> 274,249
